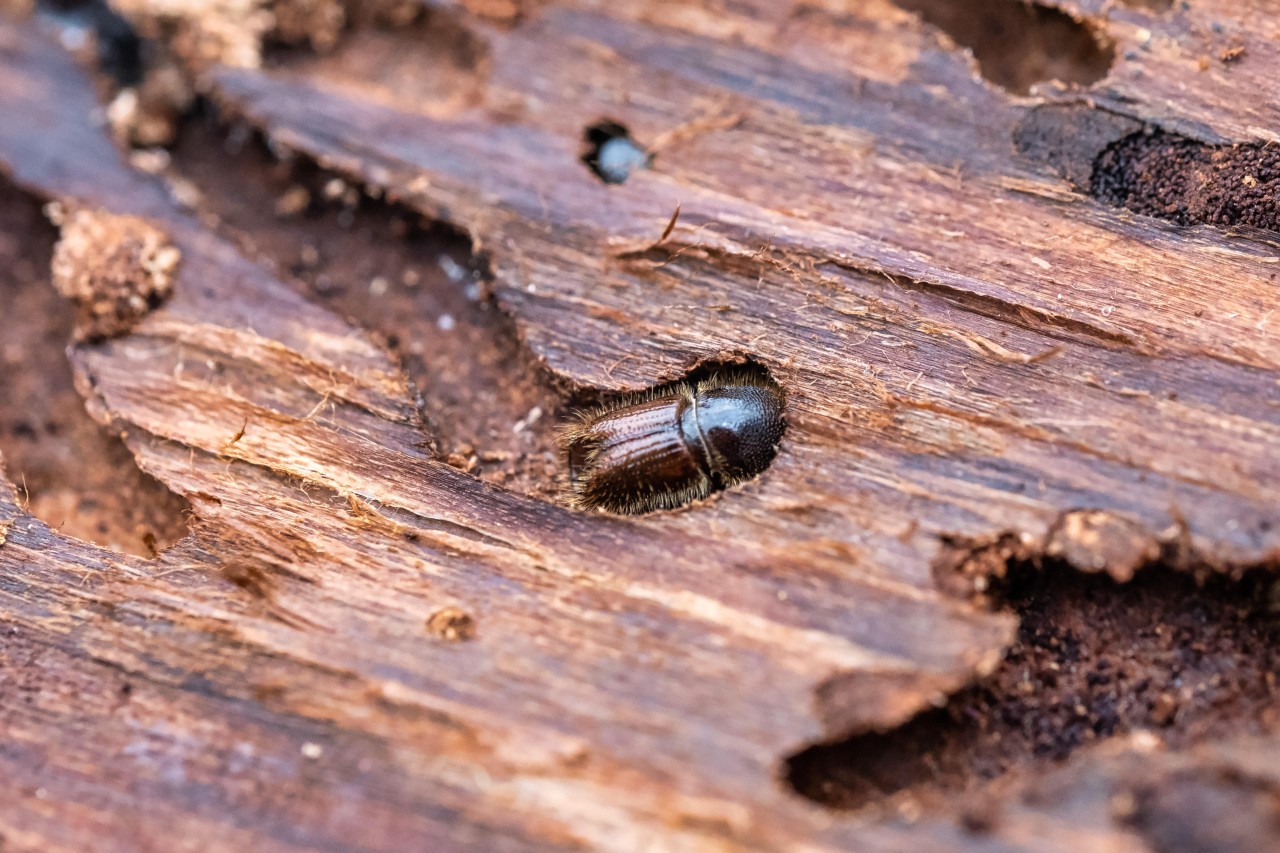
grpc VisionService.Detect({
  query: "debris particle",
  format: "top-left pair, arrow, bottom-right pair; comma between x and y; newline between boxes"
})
164,175 -> 203,210
1109,790 -> 1138,820
221,417 -> 249,452
426,607 -> 477,641
129,148 -> 171,174
104,58 -> 196,148
596,137 -> 650,183
437,313 -> 456,331
1220,45 -> 1246,63
512,405 -> 543,433
582,120 -> 651,184
48,205 -> 180,341
1150,691 -> 1180,726
446,451 -> 478,472
274,185 -> 311,217
322,178 -> 347,200
438,254 -> 467,282
300,742 -> 323,759
660,203 -> 681,242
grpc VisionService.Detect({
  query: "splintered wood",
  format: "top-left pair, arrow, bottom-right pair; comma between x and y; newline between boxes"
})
0,1 -> 1277,851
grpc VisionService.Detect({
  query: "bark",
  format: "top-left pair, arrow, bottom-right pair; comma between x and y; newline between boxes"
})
0,1 -> 1278,850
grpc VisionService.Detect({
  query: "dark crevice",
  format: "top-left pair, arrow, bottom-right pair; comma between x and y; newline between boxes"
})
165,103 -> 567,501
893,0 -> 1115,95
0,176 -> 190,557
38,0 -> 194,149
785,556 -> 1280,814
37,0 -> 144,87
262,3 -> 491,120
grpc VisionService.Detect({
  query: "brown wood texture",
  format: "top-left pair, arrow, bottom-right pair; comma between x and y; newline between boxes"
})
0,1 -> 1278,850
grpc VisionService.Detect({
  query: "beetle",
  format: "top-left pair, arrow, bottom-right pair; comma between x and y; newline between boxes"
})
562,370 -> 786,514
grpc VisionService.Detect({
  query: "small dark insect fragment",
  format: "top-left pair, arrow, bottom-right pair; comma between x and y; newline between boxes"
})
563,369 -> 786,514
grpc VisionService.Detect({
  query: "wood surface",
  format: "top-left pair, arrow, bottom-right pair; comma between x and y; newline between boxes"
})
0,1 -> 1277,850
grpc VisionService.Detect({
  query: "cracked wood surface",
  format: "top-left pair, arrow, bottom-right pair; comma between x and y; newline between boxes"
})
0,0 -> 1278,850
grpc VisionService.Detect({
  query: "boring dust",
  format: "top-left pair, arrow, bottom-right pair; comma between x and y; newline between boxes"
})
1093,131 -> 1280,234
787,559 -> 1280,815
0,178 -> 190,557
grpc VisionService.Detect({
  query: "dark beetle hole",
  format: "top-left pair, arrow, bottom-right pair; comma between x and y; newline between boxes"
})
37,0 -> 145,87
784,556 -> 1280,815
582,120 -> 651,184
892,0 -> 1114,95
1014,103 -> 1143,189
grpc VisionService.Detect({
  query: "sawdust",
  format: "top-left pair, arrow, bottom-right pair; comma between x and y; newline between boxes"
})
48,205 -> 180,341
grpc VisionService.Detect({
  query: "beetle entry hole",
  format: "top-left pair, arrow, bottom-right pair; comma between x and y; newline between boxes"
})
892,0 -> 1115,94
37,0 -> 145,87
784,556 -> 1280,815
582,120 -> 651,184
